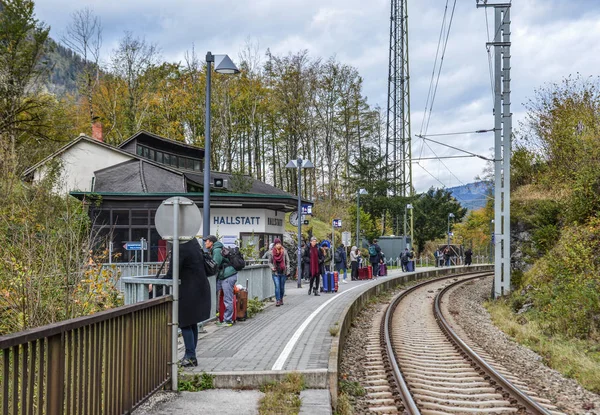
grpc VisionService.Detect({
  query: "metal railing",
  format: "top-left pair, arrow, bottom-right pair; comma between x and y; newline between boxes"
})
122,264 -> 274,313
0,296 -> 172,415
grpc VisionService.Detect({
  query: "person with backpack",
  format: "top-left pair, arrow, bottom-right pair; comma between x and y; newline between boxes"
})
368,239 -> 381,278
334,243 -> 348,284
303,236 -> 324,296
269,238 -> 290,306
401,248 -> 409,272
204,235 -> 238,327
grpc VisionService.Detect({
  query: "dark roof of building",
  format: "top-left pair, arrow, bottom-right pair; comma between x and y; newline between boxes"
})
184,171 -> 291,196
94,160 -> 185,193
118,130 -> 205,157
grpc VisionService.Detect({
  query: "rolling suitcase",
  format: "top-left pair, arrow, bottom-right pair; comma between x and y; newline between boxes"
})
322,272 -> 334,293
236,290 -> 248,321
379,264 -> 387,276
333,271 -> 339,292
358,267 -> 367,280
218,289 -> 237,323
367,265 -> 373,279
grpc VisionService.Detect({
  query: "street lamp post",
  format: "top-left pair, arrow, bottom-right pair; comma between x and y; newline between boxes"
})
203,52 -> 239,239
356,189 -> 368,248
404,204 -> 413,248
286,159 -> 314,288
447,212 -> 455,251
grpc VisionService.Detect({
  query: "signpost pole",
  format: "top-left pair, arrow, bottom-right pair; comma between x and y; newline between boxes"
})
297,159 -> 302,288
171,198 -> 180,391
140,237 -> 145,274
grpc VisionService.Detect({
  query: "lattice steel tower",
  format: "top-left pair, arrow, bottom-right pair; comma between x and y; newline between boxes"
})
385,0 -> 412,197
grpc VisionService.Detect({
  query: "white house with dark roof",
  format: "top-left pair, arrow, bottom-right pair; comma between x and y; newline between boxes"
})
23,128 -> 309,262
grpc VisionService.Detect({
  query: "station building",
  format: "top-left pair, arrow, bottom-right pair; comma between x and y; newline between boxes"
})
23,126 -> 304,262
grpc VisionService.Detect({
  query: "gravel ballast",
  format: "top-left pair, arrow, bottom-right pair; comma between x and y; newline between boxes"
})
445,275 -> 600,415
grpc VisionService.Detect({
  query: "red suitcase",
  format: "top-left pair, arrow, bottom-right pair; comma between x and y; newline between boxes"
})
333,271 -> 339,292
358,267 -> 367,280
218,289 -> 237,322
367,265 -> 373,279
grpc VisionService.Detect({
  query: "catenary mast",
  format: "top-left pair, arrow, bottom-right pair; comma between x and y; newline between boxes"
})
385,0 -> 413,235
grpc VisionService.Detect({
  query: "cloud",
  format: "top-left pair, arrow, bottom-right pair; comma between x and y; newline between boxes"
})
34,0 -> 600,192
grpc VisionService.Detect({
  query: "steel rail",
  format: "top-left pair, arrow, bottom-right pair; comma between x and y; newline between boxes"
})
382,270 -> 493,415
434,275 -> 552,415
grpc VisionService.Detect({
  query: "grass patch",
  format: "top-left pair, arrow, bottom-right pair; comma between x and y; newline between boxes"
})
178,372 -> 215,391
259,372 -> 305,415
485,299 -> 600,393
339,380 -> 365,397
247,297 -> 265,318
329,325 -> 340,337
335,392 -> 354,415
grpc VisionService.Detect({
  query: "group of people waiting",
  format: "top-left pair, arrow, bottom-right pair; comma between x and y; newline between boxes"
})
434,246 -> 473,267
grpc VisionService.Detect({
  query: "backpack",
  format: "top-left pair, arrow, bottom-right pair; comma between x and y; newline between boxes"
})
368,245 -> 377,257
334,249 -> 342,264
221,246 -> 246,271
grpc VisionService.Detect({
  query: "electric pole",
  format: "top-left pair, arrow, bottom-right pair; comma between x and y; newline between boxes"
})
477,1 -> 512,298
386,0 -> 413,236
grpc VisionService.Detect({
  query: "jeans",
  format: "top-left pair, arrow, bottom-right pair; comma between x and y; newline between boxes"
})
371,262 -> 379,278
216,274 -> 238,322
181,324 -> 198,359
272,274 -> 286,302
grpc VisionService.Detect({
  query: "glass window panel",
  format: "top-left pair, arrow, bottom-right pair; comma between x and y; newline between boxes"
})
163,153 -> 170,165
156,152 -> 163,163
143,147 -> 149,158
137,145 -> 143,156
111,228 -> 129,262
112,210 -> 130,226
171,156 -> 178,167
193,160 -> 201,171
131,210 -> 149,226
149,149 -> 155,160
94,209 -> 111,225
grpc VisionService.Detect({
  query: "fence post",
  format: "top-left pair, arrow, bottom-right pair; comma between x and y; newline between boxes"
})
123,313 -> 133,409
46,334 -> 65,415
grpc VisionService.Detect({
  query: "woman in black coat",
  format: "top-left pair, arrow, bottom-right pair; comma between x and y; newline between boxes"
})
164,237 -> 210,367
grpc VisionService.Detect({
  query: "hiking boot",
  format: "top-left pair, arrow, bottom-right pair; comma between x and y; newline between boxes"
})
216,320 -> 233,327
275,300 -> 281,307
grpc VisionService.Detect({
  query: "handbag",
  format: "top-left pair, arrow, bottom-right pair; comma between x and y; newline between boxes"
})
203,251 -> 218,276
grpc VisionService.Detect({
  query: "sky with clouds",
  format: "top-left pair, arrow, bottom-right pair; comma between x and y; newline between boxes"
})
34,0 -> 600,192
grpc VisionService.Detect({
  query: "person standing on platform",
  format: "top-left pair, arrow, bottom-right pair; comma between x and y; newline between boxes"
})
321,242 -> 332,273
163,237 -> 210,367
409,247 -> 416,272
204,235 -> 238,327
401,248 -> 409,272
334,243 -> 348,284
443,246 -> 451,266
464,248 -> 473,266
269,238 -> 290,306
368,239 -> 381,278
350,245 -> 359,280
303,236 -> 323,296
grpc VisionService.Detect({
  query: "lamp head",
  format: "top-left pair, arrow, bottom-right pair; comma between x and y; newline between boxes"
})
448,213 -> 455,218
214,55 -> 240,74
406,203 -> 413,209
358,188 -> 368,195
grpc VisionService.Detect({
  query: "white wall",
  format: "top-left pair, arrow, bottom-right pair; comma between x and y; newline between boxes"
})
33,140 -> 134,193
200,208 -> 285,239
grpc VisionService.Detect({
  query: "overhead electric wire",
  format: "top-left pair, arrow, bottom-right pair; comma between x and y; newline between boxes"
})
418,128 -> 495,138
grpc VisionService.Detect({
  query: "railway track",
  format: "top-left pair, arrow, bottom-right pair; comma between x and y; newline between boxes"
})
361,272 -> 564,415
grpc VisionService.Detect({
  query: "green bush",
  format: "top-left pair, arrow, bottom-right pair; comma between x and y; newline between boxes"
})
523,217 -> 600,340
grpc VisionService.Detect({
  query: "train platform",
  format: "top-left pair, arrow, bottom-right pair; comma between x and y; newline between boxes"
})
139,266 -> 454,414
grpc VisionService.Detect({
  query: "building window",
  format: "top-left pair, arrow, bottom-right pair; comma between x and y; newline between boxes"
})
137,145 -> 143,156
194,160 -> 201,171
156,152 -> 163,163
